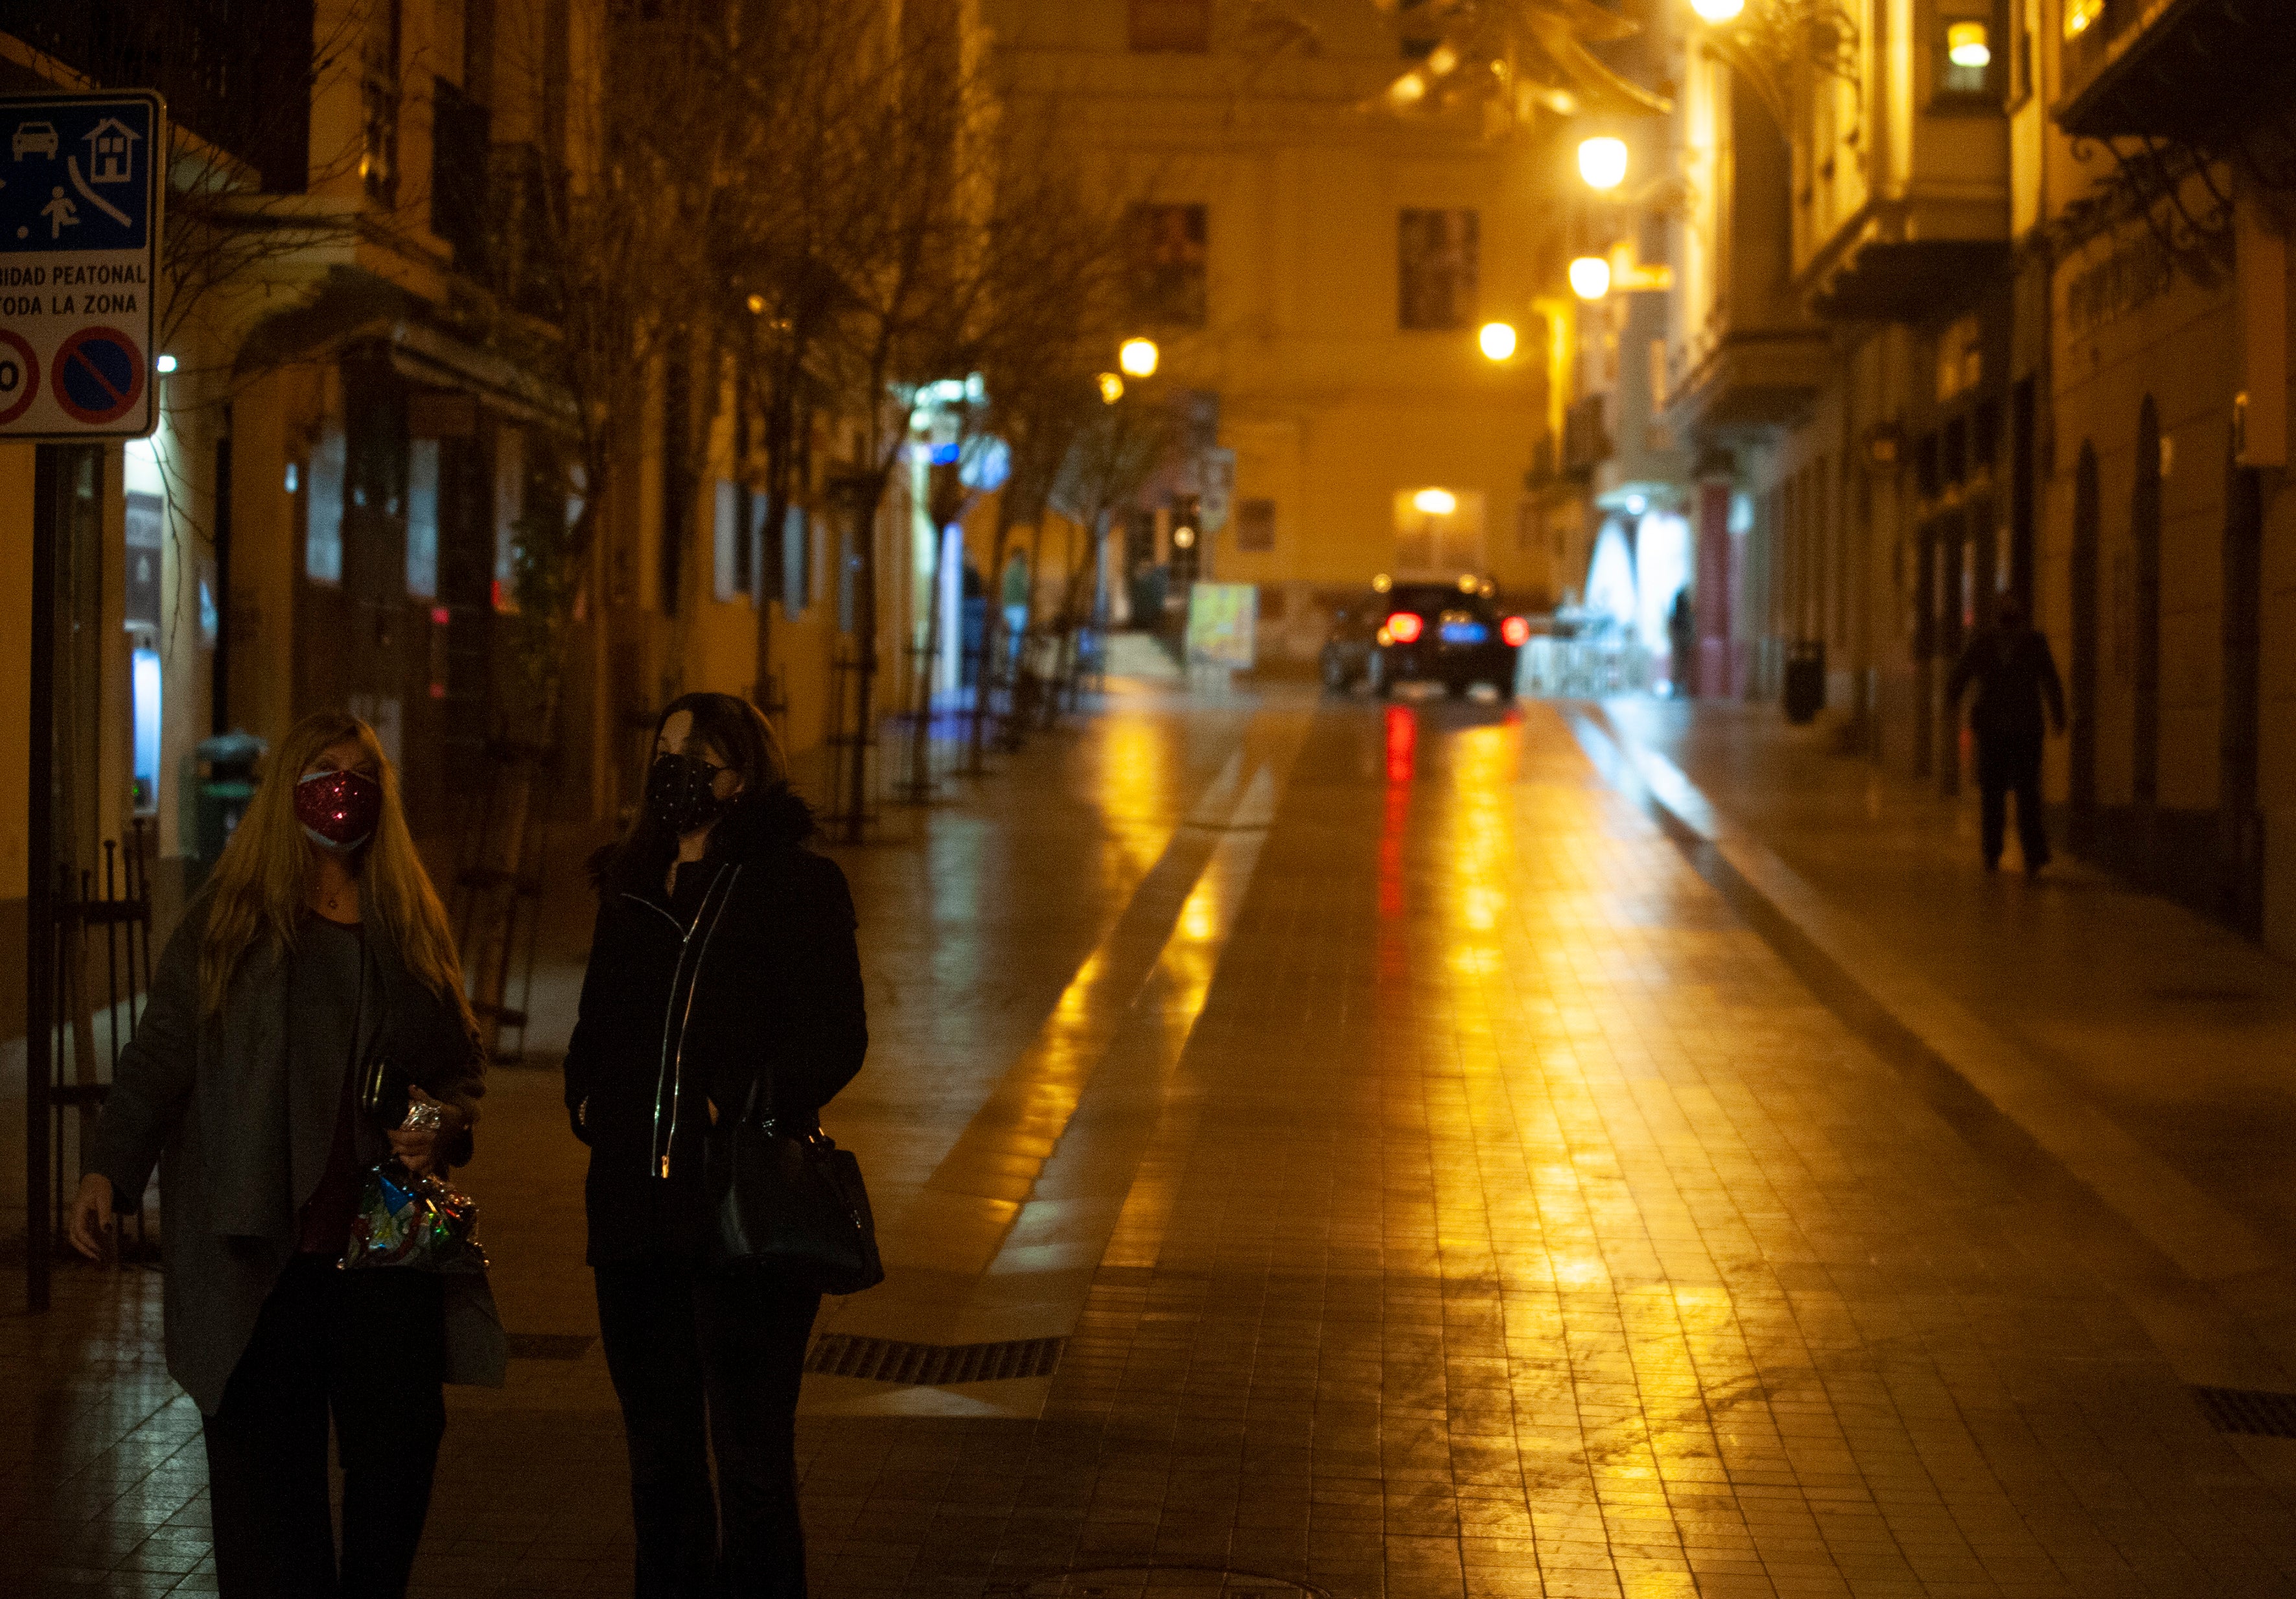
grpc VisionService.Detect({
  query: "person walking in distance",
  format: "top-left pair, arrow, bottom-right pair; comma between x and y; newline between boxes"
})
565,692 -> 867,1598
1947,596 -> 2067,874
67,710 -> 502,1598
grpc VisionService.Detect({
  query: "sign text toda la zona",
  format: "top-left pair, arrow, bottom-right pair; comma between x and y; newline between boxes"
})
0,259 -> 147,318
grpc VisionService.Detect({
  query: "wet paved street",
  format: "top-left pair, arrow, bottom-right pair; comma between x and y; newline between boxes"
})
12,686 -> 2296,1596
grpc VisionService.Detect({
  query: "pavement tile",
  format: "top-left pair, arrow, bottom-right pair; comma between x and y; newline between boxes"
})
12,695 -> 2296,1598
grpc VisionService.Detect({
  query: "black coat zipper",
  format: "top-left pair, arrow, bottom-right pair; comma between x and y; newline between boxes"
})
635,865 -> 743,1180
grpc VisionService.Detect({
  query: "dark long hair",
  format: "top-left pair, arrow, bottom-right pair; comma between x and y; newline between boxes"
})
590,693 -> 794,893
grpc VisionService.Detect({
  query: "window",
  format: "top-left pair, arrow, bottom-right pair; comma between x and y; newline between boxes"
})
1127,204 -> 1209,327
1130,0 -> 1211,52
307,427 -> 345,583
494,426 -> 524,611
783,506 -> 809,615
1393,488 -> 1487,573
1236,498 -> 1276,552
1933,12 -> 2000,106
406,439 -> 440,598
1398,209 -> 1478,330
1397,0 -> 1441,57
714,480 -> 746,602
1935,314 -> 1982,401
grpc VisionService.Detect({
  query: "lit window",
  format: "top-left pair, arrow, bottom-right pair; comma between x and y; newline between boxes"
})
1936,16 -> 1996,99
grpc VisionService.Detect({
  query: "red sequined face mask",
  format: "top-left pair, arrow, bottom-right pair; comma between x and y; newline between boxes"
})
295,769 -> 383,852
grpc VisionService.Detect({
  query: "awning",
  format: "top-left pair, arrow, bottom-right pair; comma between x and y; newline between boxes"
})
233,266 -> 578,432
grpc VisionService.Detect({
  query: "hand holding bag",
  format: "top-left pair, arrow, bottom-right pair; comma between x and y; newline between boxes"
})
710,1071 -> 883,1294
342,1100 -> 491,1274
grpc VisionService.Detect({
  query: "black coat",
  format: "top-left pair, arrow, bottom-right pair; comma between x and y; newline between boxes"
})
1947,625 -> 2067,745
563,788 -> 867,1265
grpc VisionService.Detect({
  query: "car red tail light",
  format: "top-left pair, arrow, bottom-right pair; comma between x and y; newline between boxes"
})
1500,615 -> 1531,647
1386,611 -> 1424,644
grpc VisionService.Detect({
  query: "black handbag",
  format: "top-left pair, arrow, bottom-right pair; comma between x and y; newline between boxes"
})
710,1072 -> 884,1295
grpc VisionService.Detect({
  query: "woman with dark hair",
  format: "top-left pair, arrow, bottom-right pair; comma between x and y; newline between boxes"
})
565,691 -> 867,1598
67,709 -> 503,1598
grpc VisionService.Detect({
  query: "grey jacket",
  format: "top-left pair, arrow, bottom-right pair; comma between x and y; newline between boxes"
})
84,894 -> 507,1415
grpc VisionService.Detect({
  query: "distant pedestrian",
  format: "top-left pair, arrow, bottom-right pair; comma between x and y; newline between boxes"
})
67,708 -> 500,1599
566,692 -> 867,1599
1946,597 -> 2067,874
1667,586 -> 1696,698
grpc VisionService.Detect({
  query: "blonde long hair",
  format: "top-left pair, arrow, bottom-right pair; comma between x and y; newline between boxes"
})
198,710 -> 474,1031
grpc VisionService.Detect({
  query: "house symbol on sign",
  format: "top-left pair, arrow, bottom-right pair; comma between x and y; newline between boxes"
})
83,118 -> 138,182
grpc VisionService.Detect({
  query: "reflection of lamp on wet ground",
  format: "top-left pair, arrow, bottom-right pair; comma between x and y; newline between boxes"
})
1478,321 -> 1518,360
1119,338 -> 1159,378
1098,372 -> 1124,404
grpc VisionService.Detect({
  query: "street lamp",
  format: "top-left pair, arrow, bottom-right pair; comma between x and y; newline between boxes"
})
1119,338 -> 1159,378
1478,321 -> 1518,360
1413,487 -> 1458,515
1689,0 -> 1744,19
1577,137 -> 1629,192
1569,255 -> 1612,300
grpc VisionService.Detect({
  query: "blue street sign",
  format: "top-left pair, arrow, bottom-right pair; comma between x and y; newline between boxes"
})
0,91 -> 164,438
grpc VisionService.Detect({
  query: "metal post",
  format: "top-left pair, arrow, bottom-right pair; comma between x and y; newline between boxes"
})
27,446 -> 57,1311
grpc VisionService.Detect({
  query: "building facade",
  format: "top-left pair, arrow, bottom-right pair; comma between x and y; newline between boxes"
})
1665,0 -> 2295,946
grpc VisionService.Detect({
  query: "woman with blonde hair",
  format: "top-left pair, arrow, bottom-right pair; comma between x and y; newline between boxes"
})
69,708 -> 504,1599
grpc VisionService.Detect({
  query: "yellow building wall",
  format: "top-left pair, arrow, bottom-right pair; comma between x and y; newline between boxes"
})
995,1 -> 1550,601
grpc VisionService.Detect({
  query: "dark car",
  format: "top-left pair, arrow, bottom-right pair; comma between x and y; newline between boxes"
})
1321,579 -> 1529,699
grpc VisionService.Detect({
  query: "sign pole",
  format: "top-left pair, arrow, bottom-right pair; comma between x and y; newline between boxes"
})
26,448 -> 56,1311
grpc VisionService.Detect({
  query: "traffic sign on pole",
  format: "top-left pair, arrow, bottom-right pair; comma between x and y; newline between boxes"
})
0,91 -> 164,439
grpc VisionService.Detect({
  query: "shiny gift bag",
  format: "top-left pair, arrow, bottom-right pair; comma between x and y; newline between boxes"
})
342,1160 -> 489,1272
342,1105 -> 489,1273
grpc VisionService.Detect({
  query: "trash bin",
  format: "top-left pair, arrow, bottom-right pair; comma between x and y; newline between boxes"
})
189,730 -> 266,885
1782,640 -> 1826,725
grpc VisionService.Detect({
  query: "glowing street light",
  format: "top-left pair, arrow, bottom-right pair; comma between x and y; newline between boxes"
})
1947,21 -> 1991,66
1478,321 -> 1518,360
1413,487 -> 1458,516
1569,255 -> 1613,300
1577,136 -> 1629,192
1098,371 -> 1125,404
1689,0 -> 1745,19
1119,338 -> 1159,378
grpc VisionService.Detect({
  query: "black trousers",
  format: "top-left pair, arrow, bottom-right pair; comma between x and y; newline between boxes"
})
595,1254 -> 822,1599
202,1254 -> 448,1598
1978,733 -> 2050,869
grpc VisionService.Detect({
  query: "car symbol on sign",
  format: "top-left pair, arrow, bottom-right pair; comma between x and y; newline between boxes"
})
13,122 -> 58,159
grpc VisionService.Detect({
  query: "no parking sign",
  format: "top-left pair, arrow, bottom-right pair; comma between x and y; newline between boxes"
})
0,91 -> 163,439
